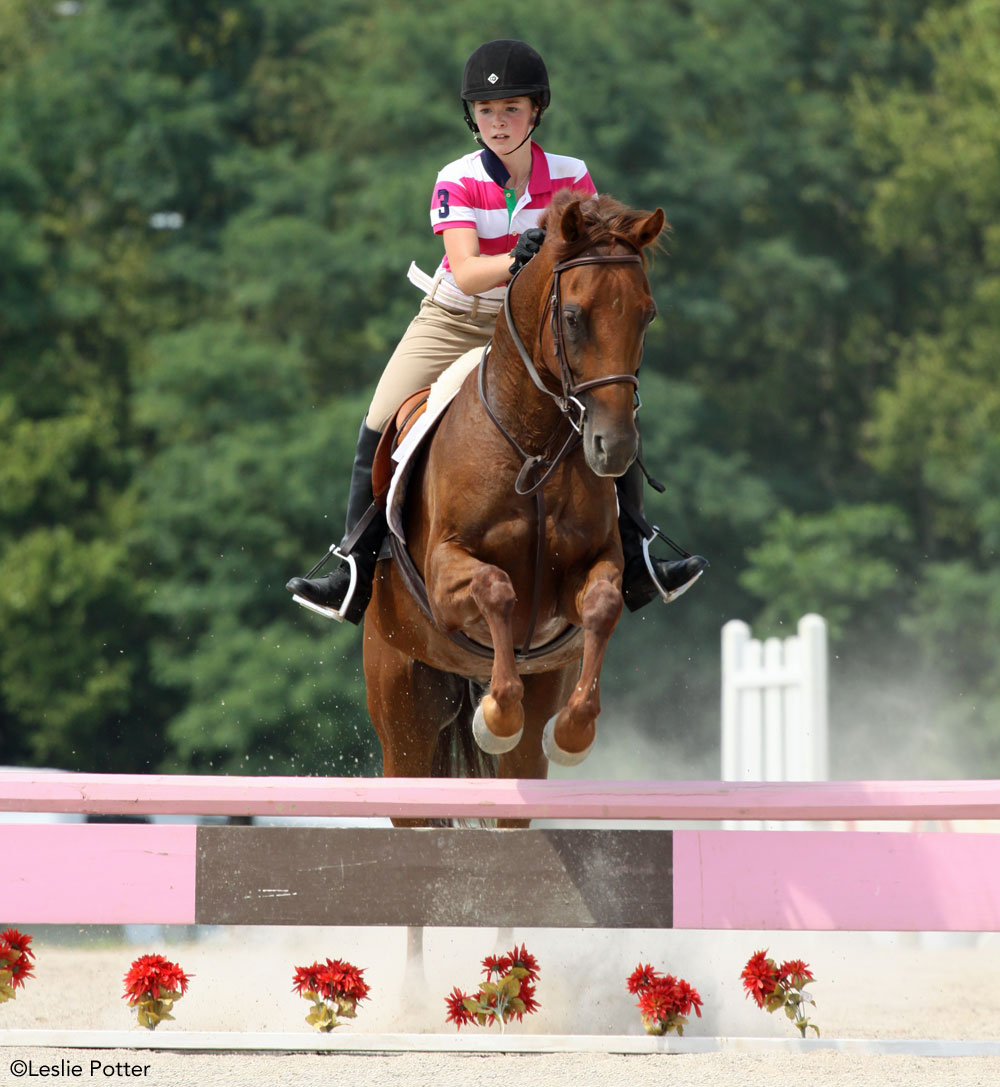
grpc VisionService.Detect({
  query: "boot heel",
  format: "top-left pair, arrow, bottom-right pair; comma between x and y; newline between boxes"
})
288,547 -> 360,623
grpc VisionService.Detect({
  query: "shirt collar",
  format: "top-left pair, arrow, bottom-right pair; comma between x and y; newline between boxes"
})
480,141 -> 551,192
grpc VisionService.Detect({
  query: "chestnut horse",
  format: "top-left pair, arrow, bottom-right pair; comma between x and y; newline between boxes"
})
363,191 -> 664,823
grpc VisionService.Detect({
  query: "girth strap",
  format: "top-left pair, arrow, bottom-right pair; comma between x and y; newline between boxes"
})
388,534 -> 580,663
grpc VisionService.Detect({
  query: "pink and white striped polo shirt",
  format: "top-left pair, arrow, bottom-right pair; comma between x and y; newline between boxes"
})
425,141 -> 596,304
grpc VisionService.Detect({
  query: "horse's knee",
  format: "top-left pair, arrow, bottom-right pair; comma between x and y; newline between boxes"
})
470,567 -> 516,618
581,578 -> 623,637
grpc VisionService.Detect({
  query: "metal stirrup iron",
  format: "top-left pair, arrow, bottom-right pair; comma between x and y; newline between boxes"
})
291,502 -> 380,622
640,529 -> 703,604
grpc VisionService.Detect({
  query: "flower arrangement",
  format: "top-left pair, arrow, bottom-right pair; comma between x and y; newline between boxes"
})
0,928 -> 35,1003
741,949 -> 819,1037
292,958 -> 370,1031
445,944 -> 540,1030
122,954 -> 191,1030
626,962 -> 703,1035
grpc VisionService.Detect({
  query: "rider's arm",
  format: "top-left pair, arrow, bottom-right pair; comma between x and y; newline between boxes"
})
442,228 -> 512,296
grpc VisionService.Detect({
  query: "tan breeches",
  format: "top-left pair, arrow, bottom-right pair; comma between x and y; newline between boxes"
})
365,297 -> 498,432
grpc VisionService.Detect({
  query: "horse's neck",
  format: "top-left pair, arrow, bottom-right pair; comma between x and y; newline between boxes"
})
486,279 -> 573,453
485,325 -> 565,454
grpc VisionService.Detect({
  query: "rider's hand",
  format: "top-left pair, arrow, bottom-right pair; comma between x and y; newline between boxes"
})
508,228 -> 546,277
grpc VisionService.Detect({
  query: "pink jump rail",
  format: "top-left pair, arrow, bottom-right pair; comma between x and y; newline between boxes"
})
1,772 -> 1000,821
3,775 -> 1000,931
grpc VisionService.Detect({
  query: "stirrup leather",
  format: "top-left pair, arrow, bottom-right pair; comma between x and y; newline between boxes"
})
291,543 -> 358,623
641,528 -> 703,603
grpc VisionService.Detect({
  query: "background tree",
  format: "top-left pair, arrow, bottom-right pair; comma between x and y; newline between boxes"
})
1,0 -> 994,779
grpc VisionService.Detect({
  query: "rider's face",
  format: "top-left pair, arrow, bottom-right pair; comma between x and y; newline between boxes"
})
472,97 -> 537,155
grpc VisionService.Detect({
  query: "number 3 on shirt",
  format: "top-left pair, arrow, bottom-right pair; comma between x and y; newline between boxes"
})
437,189 -> 450,219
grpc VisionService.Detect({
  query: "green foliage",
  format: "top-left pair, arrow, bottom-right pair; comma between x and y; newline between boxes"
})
741,505 -> 912,638
1,0 -> 997,776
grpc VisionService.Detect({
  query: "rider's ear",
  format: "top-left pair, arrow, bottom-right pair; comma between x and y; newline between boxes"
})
559,199 -> 586,245
631,208 -> 666,250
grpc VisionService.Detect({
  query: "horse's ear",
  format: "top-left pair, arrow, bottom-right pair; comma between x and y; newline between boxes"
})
631,208 -> 666,250
559,198 -> 587,245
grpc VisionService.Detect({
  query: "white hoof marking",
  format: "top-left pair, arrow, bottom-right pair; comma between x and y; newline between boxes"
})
472,702 -> 523,754
542,716 -> 595,766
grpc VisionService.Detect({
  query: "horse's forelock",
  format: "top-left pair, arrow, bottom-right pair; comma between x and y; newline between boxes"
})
540,190 -> 664,263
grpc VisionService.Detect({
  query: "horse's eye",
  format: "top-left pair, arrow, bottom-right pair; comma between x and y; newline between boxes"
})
563,307 -> 583,333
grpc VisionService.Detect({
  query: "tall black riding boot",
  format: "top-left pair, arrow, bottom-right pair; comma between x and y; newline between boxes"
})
616,458 -> 707,613
286,421 -> 387,625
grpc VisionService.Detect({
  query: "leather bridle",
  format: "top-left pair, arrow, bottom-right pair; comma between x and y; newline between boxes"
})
508,250 -> 644,434
479,248 -> 646,498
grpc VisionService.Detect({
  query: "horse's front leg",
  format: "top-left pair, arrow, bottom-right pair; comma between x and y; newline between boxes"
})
426,544 -> 524,754
543,562 -> 624,765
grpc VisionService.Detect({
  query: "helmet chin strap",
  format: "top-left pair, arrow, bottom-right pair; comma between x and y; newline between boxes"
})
498,125 -> 535,155
473,111 -> 540,156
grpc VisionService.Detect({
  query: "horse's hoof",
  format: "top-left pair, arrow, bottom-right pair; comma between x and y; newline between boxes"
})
472,702 -> 523,754
542,716 -> 595,766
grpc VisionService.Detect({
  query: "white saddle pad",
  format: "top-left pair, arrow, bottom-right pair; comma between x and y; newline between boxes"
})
386,346 -> 483,543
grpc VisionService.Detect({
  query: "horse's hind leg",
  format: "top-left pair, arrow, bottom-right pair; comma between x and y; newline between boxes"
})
362,623 -> 464,818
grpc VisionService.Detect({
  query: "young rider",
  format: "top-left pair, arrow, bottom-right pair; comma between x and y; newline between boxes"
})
286,39 -> 706,623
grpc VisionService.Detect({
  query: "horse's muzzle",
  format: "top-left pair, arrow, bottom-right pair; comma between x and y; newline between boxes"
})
583,422 -> 638,478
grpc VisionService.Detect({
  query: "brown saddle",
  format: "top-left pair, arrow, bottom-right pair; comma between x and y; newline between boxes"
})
371,388 -> 430,507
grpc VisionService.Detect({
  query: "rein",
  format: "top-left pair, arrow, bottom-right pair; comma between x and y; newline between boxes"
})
478,247 -> 646,654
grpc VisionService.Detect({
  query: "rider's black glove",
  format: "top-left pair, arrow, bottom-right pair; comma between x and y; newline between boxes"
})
508,228 -> 546,277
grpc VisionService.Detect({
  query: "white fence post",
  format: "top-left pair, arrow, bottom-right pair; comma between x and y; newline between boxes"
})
721,613 -> 829,784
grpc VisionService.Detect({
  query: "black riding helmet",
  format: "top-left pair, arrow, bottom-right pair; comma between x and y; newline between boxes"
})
461,39 -> 550,142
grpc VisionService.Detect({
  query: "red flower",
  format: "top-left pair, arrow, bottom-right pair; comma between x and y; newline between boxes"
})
637,976 -> 703,1021
743,951 -> 819,1037
515,980 -> 540,1019
0,929 -> 35,990
122,955 -> 190,1005
637,982 -> 671,1022
448,945 -> 541,1030
320,958 -> 370,1002
444,986 -> 476,1029
291,963 -> 322,997
481,954 -> 512,977
627,961 -> 704,1034
509,944 -> 540,982
671,977 -> 703,1018
741,949 -> 779,1009
292,959 -> 369,1003
779,959 -> 814,986
626,963 -> 660,995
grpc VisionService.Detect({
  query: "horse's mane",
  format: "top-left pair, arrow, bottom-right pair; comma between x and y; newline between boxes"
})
538,189 -> 667,265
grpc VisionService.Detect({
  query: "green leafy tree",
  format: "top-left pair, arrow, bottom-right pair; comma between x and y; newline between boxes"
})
0,2 -> 171,769
848,0 -> 1000,757
4,0 -> 996,779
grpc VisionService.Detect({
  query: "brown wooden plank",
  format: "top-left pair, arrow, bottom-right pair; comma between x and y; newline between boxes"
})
195,827 -> 672,927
